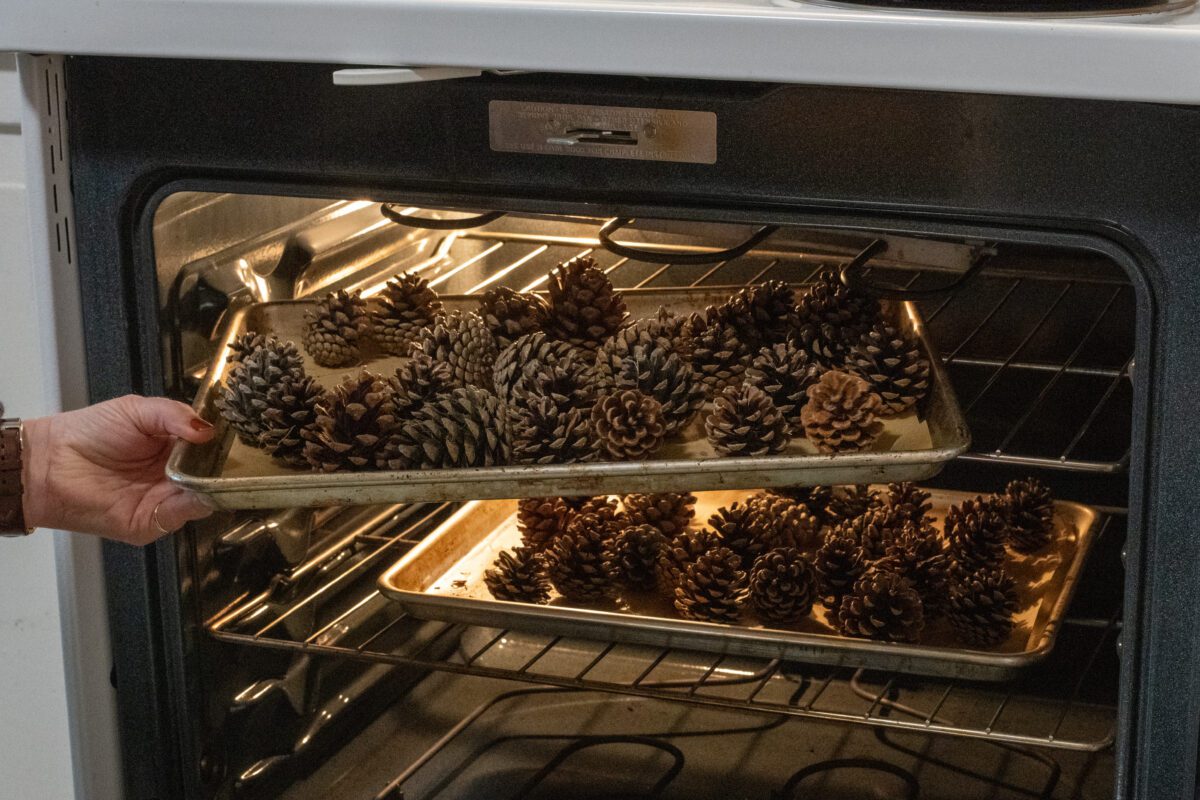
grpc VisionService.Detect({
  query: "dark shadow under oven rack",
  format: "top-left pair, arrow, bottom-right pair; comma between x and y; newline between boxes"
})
206,503 -> 1123,755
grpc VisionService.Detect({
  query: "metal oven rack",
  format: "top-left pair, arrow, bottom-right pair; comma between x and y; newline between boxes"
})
206,504 -> 1122,754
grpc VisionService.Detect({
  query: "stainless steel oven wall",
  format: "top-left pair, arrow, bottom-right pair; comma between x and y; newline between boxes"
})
61,58 -> 1195,799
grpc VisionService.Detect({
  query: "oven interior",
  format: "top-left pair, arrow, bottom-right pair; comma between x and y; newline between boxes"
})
154,191 -> 1134,800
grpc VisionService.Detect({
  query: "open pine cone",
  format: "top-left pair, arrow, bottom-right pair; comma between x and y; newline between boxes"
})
259,375 -> 325,468
302,370 -> 397,472
886,482 -> 933,527
683,308 -> 753,397
596,310 -> 687,378
591,389 -> 667,461
216,338 -> 306,445
509,394 -> 598,465
770,485 -> 836,526
390,353 -> 455,419
945,495 -> 1010,571
946,564 -> 1019,648
826,485 -> 882,523
411,311 -> 498,389
604,524 -> 669,592
226,331 -> 273,365
745,341 -> 824,427
621,492 -> 696,539
606,345 -> 705,435
717,280 -> 799,349
814,528 -> 868,609
370,272 -> 443,356
800,370 -> 884,454
848,322 -> 930,417
544,512 -> 618,602
544,256 -> 628,351
478,286 -> 548,348
747,493 -> 822,552
304,289 -> 369,367
878,522 -> 949,616
748,547 -> 816,623
792,270 -> 881,368
835,505 -> 910,561
836,569 -> 925,642
380,385 -> 509,470
708,502 -> 775,567
1002,478 -> 1055,554
517,497 -> 575,552
511,354 -> 598,413
484,547 -> 551,604
655,528 -> 723,599
705,383 -> 790,457
674,546 -> 748,623
493,332 -> 584,403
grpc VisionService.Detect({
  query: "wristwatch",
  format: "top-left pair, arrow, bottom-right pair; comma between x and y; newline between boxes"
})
0,402 -> 32,536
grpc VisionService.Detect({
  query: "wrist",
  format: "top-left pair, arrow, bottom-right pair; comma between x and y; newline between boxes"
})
21,416 -> 52,531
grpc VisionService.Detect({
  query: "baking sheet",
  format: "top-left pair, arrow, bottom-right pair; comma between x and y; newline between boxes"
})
167,288 -> 970,509
378,488 -> 1099,682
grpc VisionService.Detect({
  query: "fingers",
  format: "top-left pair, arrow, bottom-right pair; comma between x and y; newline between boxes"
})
119,395 -> 215,445
144,490 -> 214,542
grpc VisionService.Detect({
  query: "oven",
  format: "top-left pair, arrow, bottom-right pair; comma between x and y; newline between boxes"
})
9,47 -> 1200,800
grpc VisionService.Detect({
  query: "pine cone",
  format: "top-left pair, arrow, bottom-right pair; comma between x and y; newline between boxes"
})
371,272 -> 443,355
517,497 -> 575,552
878,522 -> 949,616
216,338 -> 307,445
792,270 -> 882,368
606,345 -> 705,435
674,546 -> 747,623
946,565 -> 1019,648
302,371 -> 397,472
684,308 -> 753,397
390,353 -> 455,419
708,502 -> 775,566
655,528 -> 723,598
800,370 -> 884,454
848,322 -> 930,417
814,529 -> 868,608
705,383 -> 790,457
747,493 -> 821,552
484,547 -> 550,603
544,513 -> 618,602
259,374 -> 324,467
748,548 -> 816,623
227,331 -> 273,365
886,482 -> 933,527
511,354 -> 598,413
509,394 -> 598,465
826,485 -> 882,523
379,386 -> 509,469
621,492 -> 696,539
718,280 -> 799,349
745,341 -> 824,427
835,506 -> 910,561
411,311 -> 498,389
493,333 -> 583,403
591,389 -> 667,461
1002,478 -> 1055,554
596,311 -> 686,378
605,524 -> 669,591
837,569 -> 925,642
478,286 -> 548,348
544,256 -> 628,351
770,485 -> 836,526
304,290 -> 369,367
945,496 -> 1010,571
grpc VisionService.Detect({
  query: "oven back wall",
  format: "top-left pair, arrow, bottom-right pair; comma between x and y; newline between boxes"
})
63,56 -> 1200,800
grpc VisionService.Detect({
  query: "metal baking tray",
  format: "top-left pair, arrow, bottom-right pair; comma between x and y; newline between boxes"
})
378,488 -> 1100,682
167,288 -> 969,510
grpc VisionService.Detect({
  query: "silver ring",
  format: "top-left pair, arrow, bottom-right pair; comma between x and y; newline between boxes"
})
152,502 -> 171,535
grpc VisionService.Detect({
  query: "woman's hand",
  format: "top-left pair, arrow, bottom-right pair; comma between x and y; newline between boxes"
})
22,395 -> 217,545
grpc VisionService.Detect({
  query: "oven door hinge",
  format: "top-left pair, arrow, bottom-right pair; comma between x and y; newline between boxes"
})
331,67 -> 528,86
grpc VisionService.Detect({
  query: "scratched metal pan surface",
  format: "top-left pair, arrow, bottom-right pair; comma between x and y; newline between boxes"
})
167,288 -> 970,510
378,488 -> 1100,682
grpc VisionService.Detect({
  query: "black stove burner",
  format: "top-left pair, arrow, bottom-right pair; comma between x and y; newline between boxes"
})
779,758 -> 919,800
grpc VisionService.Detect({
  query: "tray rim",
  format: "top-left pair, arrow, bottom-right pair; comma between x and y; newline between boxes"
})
167,288 -> 971,507
376,489 -> 1100,681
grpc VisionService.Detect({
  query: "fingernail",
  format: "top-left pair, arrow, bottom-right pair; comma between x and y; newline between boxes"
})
190,418 -> 215,432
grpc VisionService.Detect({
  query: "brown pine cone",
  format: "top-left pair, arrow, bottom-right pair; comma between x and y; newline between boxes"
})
517,497 -> 575,552
848,321 -> 930,417
945,496 -> 1010,571
747,493 -> 822,552
605,345 -> 705,435
621,492 -> 696,539
748,547 -> 816,623
604,524 -> 669,591
544,512 -> 618,602
674,546 -> 747,623
493,332 -> 584,403
509,394 -> 598,465
544,256 -> 629,351
886,482 -> 933,527
379,385 -> 509,469
259,374 -> 325,468
370,272 -> 443,355
946,564 -> 1019,648
484,547 -> 551,604
478,286 -> 548,348
591,389 -> 667,461
745,341 -> 824,427
655,528 -> 723,599
511,354 -> 598,413
226,331 -> 273,365
792,270 -> 882,368
1001,478 -> 1055,554
836,569 -> 925,642
390,352 -> 455,419
596,311 -> 687,379
216,338 -> 307,445
683,308 -> 753,397
410,311 -> 498,389
878,522 -> 949,616
826,484 -> 882,523
800,370 -> 884,454
770,485 -> 837,526
814,528 -> 868,608
835,505 -> 910,561
708,502 -> 775,566
718,280 -> 800,349
304,290 -> 369,367
302,371 -> 397,472
705,383 -> 790,457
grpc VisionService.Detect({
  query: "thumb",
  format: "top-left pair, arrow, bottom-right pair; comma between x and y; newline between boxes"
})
121,396 -> 216,444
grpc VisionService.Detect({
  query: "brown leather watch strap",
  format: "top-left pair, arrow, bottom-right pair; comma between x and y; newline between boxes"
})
0,404 -> 31,535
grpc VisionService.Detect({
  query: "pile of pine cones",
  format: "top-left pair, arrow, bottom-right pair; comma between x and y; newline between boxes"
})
216,257 -> 930,473
485,478 -> 1057,650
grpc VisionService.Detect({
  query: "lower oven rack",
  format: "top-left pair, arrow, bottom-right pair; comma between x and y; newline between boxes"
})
206,502 -> 1122,754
